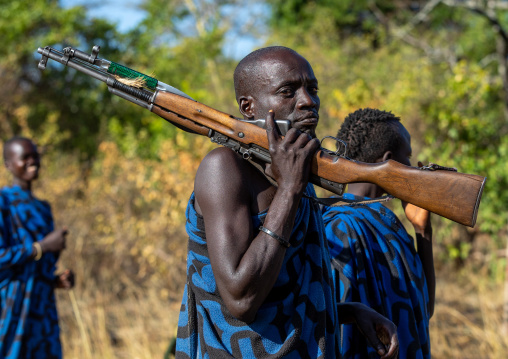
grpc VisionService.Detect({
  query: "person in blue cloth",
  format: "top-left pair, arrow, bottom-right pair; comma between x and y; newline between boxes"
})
0,137 -> 74,359
322,108 -> 435,359
175,47 -> 399,358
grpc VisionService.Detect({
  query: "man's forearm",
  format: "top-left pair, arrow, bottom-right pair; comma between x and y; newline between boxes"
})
416,227 -> 435,318
229,188 -> 303,322
336,302 -> 362,324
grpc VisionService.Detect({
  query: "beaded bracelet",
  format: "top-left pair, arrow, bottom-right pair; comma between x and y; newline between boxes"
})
259,226 -> 290,248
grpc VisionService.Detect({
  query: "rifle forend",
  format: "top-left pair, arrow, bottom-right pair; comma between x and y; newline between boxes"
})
37,45 -> 487,227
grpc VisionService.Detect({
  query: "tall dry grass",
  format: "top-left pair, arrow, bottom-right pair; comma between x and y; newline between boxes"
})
1,138 -> 506,358
431,268 -> 508,359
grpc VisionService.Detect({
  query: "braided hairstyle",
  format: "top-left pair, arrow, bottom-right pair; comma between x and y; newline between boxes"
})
336,108 -> 402,163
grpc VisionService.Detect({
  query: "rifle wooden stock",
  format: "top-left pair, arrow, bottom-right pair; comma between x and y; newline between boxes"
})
312,153 -> 486,227
152,90 -> 486,228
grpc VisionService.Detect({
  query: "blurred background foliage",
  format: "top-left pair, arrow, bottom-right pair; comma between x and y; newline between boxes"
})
1,0 -> 508,357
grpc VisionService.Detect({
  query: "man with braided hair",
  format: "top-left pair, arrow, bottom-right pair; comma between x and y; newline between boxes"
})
322,108 -> 435,359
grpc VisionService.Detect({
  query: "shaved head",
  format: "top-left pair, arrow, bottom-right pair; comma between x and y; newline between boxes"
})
3,136 -> 34,163
233,46 -> 304,102
233,46 -> 319,136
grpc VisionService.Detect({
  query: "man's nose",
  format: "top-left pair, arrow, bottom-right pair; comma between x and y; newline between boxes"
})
296,89 -> 318,109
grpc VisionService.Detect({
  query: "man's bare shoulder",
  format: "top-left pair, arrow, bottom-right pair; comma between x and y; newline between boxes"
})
195,147 -> 275,216
196,147 -> 250,185
194,147 -> 254,211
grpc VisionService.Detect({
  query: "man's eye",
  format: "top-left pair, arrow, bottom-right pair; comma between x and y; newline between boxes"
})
309,87 -> 319,94
280,88 -> 293,95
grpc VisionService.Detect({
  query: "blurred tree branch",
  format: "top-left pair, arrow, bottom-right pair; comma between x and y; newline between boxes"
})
182,0 -> 226,102
441,0 -> 508,119
370,0 -> 459,67
371,0 -> 508,121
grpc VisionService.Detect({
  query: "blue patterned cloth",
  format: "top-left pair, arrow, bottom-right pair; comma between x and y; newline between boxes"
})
0,185 -> 61,359
176,184 -> 337,358
322,193 -> 430,359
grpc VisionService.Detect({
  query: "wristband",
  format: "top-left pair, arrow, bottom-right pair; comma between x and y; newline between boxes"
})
259,226 -> 290,248
33,242 -> 43,261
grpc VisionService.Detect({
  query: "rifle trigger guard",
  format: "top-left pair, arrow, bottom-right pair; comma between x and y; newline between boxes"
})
320,136 -> 348,157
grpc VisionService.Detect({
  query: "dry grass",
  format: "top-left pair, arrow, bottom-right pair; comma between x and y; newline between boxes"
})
430,270 -> 508,359
57,287 -> 181,359
1,140 -> 506,358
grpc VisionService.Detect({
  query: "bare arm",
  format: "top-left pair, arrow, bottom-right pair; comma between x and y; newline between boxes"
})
403,202 -> 435,318
194,112 -> 319,323
0,228 -> 67,269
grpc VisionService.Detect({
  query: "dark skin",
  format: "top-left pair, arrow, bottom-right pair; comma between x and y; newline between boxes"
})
4,139 -> 74,289
338,303 -> 399,359
194,49 -> 398,357
194,52 -> 320,323
346,122 -> 435,317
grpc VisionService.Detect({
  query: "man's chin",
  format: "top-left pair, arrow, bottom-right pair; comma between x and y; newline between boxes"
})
301,128 -> 317,138
292,122 -> 318,138
27,173 -> 39,181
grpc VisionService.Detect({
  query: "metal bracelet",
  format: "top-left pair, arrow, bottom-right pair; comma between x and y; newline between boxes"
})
259,226 -> 290,248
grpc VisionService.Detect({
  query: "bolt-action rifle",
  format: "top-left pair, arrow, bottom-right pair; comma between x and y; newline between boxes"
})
37,45 -> 486,227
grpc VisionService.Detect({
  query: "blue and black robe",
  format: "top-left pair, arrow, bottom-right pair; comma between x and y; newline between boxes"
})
176,184 -> 337,358
0,185 -> 62,359
323,193 -> 431,359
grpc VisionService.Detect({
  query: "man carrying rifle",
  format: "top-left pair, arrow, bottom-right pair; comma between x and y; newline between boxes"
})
323,108 -> 436,359
175,47 -> 398,358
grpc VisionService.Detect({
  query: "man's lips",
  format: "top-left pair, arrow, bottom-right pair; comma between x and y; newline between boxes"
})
296,116 -> 319,126
27,165 -> 39,173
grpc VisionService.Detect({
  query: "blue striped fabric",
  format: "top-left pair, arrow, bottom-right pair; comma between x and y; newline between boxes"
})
176,184 -> 337,358
0,186 -> 61,359
323,193 -> 430,359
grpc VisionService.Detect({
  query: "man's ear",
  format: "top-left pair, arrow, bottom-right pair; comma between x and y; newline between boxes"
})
238,96 -> 255,119
375,151 -> 392,163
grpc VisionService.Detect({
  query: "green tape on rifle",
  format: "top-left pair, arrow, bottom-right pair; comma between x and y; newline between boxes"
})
107,62 -> 158,90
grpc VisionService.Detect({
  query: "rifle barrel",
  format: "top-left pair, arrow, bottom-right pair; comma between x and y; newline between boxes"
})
38,47 -> 112,85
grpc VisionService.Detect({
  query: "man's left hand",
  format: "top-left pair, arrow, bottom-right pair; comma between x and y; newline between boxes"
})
402,161 -> 431,234
55,269 -> 75,289
353,304 -> 399,359
403,202 -> 431,233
